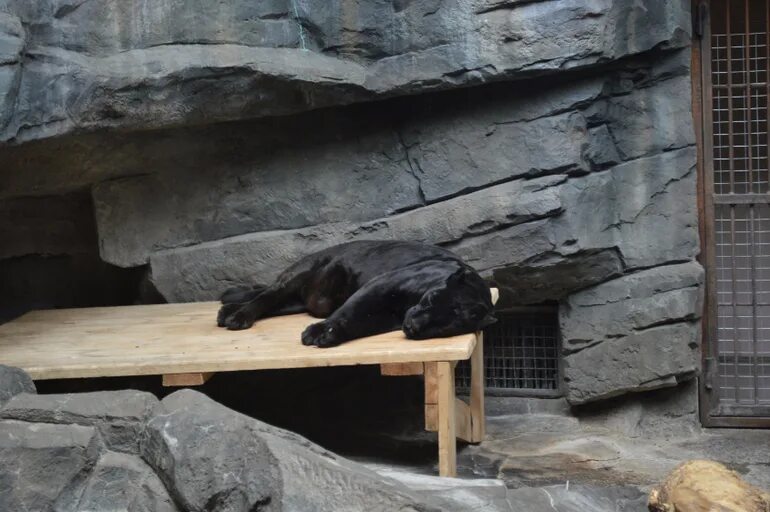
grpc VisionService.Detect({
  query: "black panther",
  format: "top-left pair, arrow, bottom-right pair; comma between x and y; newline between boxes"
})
216,240 -> 496,347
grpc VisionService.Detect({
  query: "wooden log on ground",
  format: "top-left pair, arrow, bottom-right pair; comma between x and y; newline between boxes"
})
648,460 -> 770,512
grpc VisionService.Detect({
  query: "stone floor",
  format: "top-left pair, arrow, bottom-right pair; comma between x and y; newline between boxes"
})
356,398 -> 770,511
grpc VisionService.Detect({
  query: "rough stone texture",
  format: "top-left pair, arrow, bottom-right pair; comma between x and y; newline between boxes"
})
560,262 -> 704,354
558,263 -> 704,404
141,391 -> 283,512
149,390 -> 441,512
563,322 -> 700,405
0,390 -> 160,452
67,451 -> 179,512
91,52 -> 692,268
0,420 -> 103,511
0,0 -> 702,405
0,0 -> 690,145
148,144 -> 698,307
0,367 -> 445,511
577,380 -> 701,440
0,364 -> 35,407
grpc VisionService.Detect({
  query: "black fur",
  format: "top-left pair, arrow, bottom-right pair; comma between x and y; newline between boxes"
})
216,240 -> 496,348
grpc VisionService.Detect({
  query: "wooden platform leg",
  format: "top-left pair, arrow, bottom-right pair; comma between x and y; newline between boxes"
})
469,331 -> 485,443
162,372 -> 214,387
436,361 -> 456,477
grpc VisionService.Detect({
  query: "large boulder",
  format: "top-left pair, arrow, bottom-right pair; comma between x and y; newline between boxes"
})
140,391 -> 282,512
0,390 -> 160,452
563,322 -> 700,405
61,451 -> 179,512
559,262 -> 703,404
143,389 -> 441,512
0,420 -> 103,511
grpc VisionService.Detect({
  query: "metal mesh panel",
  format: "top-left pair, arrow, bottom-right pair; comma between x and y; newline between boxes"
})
716,204 -> 770,403
456,309 -> 560,394
711,1 -> 770,194
709,0 -> 770,411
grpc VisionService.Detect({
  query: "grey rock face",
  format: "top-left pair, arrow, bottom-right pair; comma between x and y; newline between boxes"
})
150,390 -> 441,512
0,364 -> 35,407
0,0 -> 690,145
149,174 -> 566,301
563,322 -> 700,405
558,262 -> 704,404
0,0 -> 701,407
93,58 -> 694,269
141,392 -> 281,512
66,451 -> 179,512
560,262 -> 704,354
93,128 -> 420,267
0,420 -> 103,511
0,390 -> 160,452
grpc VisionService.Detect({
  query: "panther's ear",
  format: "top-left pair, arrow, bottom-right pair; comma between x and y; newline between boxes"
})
477,312 -> 497,329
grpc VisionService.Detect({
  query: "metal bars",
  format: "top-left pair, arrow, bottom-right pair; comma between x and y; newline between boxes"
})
708,0 -> 770,415
456,309 -> 560,395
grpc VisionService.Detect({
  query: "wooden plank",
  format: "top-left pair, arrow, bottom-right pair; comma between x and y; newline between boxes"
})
426,399 -> 472,440
380,362 -> 424,376
454,398 -> 472,443
425,404 -> 437,432
0,294 -> 497,380
162,372 -> 214,387
468,331 -> 485,443
424,362 -> 438,405
436,361 -> 457,477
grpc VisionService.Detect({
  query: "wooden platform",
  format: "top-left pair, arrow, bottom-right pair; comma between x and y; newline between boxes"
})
0,302 -> 479,380
0,289 -> 497,476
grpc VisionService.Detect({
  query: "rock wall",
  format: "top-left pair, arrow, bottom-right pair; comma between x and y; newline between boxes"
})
0,0 -> 701,405
0,365 -> 446,512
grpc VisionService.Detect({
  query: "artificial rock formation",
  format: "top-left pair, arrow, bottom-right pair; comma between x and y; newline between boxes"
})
0,366 -> 444,512
0,0 -> 701,404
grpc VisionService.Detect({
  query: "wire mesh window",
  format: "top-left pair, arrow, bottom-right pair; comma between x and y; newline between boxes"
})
715,204 -> 770,403
708,0 -> 770,410
456,308 -> 561,396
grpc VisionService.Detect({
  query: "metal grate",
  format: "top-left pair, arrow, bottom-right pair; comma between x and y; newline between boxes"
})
711,0 -> 770,195
456,309 -> 560,395
709,0 -> 770,412
715,204 -> 770,403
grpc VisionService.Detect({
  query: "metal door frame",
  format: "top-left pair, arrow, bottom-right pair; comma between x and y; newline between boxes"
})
695,0 -> 770,427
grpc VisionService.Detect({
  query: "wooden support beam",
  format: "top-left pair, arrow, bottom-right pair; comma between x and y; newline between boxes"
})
162,372 -> 214,387
426,398 -> 473,442
468,331 -> 485,443
436,361 -> 457,477
424,362 -> 438,404
380,362 -> 424,376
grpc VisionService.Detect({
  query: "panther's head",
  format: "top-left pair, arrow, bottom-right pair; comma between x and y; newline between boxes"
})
402,267 -> 496,340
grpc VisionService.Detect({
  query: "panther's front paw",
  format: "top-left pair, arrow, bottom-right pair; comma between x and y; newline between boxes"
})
224,308 -> 257,330
217,303 -> 241,327
301,321 -> 342,348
